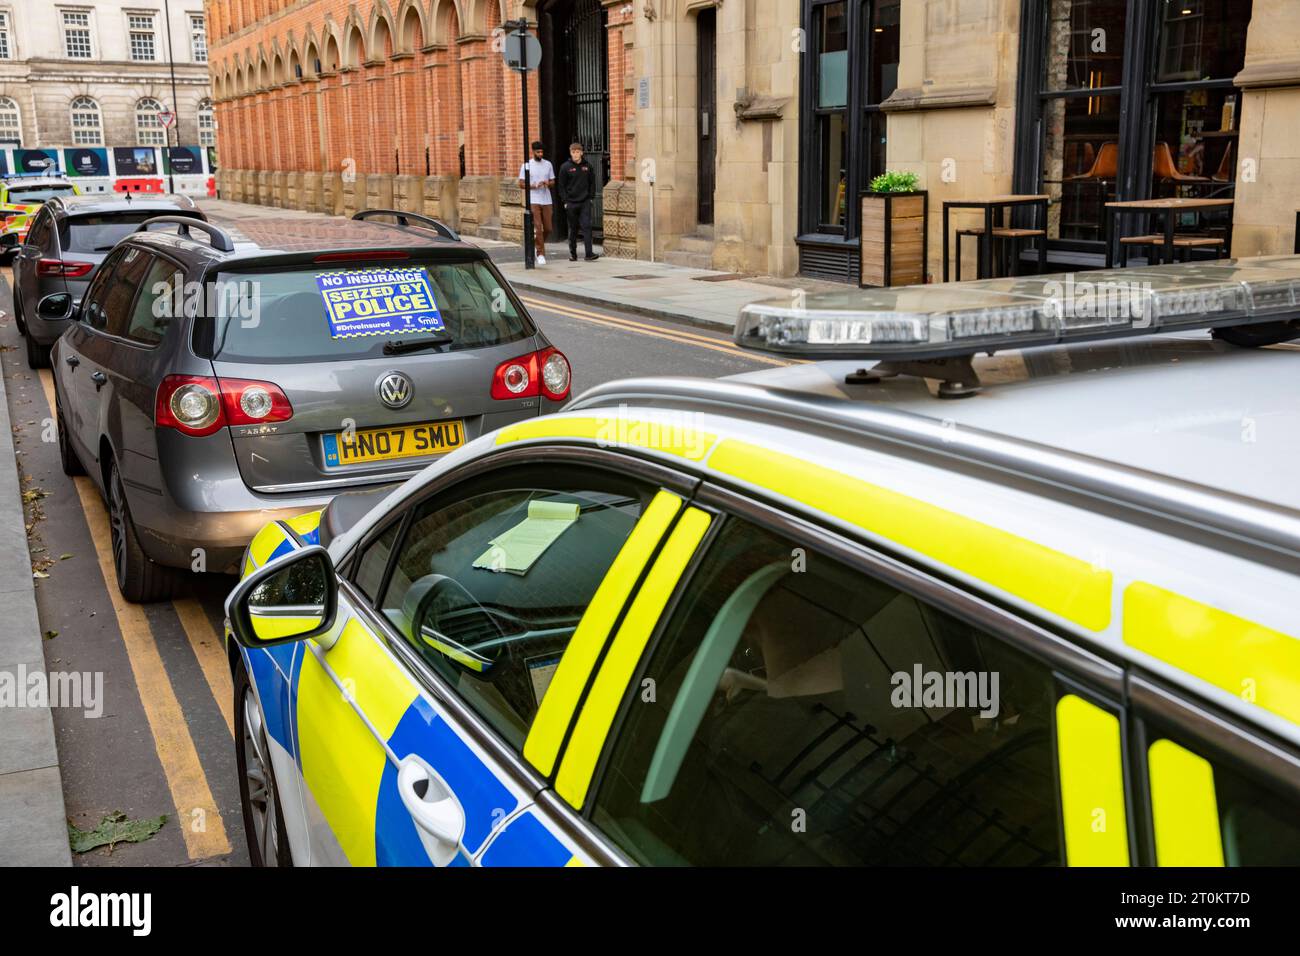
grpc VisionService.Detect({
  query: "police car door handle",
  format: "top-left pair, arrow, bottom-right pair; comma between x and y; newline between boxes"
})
65,355 -> 79,369
396,753 -> 467,867
90,371 -> 107,390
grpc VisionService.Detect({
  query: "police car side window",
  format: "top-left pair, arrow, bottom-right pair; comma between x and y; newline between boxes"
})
377,468 -> 654,752
1147,734 -> 1300,865
590,516 -> 1064,866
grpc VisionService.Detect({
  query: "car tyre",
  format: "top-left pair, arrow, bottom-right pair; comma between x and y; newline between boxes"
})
107,459 -> 179,602
55,387 -> 82,476
24,332 -> 50,369
235,656 -> 293,867
12,285 -> 26,337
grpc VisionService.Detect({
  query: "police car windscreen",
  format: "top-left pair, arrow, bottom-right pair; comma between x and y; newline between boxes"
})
208,260 -> 530,363
9,184 -> 76,202
61,212 -> 187,252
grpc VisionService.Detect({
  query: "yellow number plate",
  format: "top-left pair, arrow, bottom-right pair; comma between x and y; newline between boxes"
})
323,420 -> 465,468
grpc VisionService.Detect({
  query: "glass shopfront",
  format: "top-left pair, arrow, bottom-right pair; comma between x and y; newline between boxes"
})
1017,0 -> 1251,260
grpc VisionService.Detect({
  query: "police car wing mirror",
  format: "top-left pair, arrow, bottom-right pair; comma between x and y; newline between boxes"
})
396,753 -> 467,867
226,546 -> 338,649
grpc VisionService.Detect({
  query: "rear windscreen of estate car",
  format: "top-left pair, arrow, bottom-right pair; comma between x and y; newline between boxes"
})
8,185 -> 77,203
60,212 -> 200,252
200,258 -> 532,363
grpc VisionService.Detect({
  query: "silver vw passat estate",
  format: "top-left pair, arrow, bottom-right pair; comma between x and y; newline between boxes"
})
51,210 -> 571,602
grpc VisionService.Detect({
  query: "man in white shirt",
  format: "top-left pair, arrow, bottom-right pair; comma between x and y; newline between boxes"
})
518,141 -> 556,265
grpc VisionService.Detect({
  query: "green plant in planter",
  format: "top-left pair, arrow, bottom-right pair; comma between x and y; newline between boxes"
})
870,170 -> 920,194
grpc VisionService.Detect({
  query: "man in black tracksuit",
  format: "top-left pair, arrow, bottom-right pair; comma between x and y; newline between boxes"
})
558,142 -> 600,261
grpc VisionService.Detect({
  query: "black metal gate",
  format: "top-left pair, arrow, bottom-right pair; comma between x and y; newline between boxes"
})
564,0 -> 609,236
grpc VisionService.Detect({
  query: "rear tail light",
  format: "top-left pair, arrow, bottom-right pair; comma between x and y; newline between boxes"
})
491,347 -> 571,402
37,258 -> 94,278
156,375 -> 292,437
220,378 -> 293,426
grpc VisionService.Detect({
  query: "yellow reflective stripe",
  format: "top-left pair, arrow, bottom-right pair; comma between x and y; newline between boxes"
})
250,615 -> 321,642
1124,582 -> 1300,725
524,490 -> 684,776
496,414 -> 718,462
285,510 -> 324,537
248,521 -> 290,567
710,439 -> 1113,632
297,618 -> 418,866
1055,694 -> 1130,866
1148,739 -> 1224,866
556,507 -> 712,809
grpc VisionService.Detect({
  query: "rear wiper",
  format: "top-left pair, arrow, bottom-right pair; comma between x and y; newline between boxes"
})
383,335 -> 454,356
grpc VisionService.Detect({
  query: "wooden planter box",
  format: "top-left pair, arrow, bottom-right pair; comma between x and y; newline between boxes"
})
859,190 -> 928,288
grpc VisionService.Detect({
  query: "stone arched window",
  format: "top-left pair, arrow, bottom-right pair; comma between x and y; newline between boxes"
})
136,96 -> 167,146
70,96 -> 103,145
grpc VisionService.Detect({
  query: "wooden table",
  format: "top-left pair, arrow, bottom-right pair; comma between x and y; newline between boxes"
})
943,195 -> 1049,282
1104,197 -> 1235,267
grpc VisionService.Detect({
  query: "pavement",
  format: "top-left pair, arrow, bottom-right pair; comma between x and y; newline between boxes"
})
0,275 -> 73,866
195,197 -> 846,331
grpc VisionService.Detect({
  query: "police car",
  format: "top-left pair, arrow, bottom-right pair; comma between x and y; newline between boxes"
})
224,254 -> 1300,867
0,175 -> 78,259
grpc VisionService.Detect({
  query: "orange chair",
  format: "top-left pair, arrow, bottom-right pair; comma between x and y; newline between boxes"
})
1213,142 -> 1236,183
1067,142 -> 1119,181
1153,141 -> 1211,184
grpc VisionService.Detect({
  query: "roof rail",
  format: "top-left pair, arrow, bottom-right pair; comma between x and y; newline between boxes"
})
134,215 -> 234,252
569,376 -> 1300,565
353,208 -> 460,241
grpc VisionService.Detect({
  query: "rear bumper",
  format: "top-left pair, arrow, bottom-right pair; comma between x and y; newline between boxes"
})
131,482 -> 343,575
130,429 -> 401,573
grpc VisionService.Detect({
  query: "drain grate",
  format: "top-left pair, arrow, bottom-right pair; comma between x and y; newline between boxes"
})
693,272 -> 751,282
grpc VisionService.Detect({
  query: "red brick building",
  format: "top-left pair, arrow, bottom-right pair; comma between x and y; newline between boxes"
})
206,0 -> 640,257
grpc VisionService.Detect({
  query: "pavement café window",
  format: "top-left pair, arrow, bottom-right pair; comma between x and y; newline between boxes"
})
1020,0 -> 1249,253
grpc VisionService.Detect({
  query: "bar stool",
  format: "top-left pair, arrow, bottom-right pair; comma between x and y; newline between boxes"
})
955,227 -> 1048,281
1119,234 -> 1226,266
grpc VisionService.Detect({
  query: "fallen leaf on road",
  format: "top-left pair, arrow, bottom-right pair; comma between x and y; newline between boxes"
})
68,811 -> 167,854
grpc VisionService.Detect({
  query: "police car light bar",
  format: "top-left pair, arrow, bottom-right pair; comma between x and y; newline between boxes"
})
735,255 -> 1300,362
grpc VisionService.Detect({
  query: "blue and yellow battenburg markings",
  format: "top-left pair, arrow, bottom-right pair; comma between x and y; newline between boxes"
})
237,512 -> 581,866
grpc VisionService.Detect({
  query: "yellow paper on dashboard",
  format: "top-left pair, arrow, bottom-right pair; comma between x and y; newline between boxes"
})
473,500 -> 581,575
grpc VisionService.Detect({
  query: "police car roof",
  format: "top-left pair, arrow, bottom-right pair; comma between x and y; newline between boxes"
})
719,332 -> 1300,514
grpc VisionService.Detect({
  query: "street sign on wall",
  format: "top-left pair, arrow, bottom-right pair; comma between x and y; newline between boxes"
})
503,32 -> 542,72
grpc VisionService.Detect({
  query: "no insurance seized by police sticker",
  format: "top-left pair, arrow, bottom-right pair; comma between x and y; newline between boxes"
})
317,268 -> 445,339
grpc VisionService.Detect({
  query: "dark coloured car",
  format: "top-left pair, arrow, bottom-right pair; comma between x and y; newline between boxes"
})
13,193 -> 205,368
50,210 -> 571,602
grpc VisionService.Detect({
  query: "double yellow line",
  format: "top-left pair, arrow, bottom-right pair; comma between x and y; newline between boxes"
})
38,370 -> 233,861
519,294 -> 797,367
